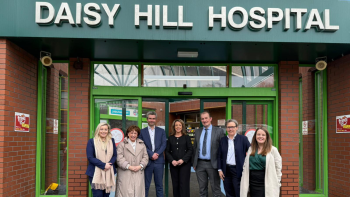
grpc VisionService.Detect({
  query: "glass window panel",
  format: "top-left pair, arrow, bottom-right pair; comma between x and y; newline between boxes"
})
95,99 -> 138,133
231,102 -> 272,143
94,64 -> 138,86
316,71 -> 324,192
203,102 -> 226,129
42,63 -> 68,195
144,65 -> 227,87
232,66 -> 275,88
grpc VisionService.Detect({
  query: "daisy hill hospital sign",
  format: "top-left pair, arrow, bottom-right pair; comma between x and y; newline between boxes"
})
0,0 -> 349,43
35,2 -> 339,31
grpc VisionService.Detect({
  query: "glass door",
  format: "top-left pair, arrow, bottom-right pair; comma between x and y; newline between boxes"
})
229,100 -> 274,144
141,98 -> 170,197
93,98 -> 141,135
200,99 -> 228,128
91,97 -> 142,197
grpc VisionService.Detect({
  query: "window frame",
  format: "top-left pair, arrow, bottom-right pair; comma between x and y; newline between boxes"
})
36,61 -> 70,197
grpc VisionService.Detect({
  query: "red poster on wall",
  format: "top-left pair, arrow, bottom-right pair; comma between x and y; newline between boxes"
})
336,115 -> 350,133
15,112 -> 30,132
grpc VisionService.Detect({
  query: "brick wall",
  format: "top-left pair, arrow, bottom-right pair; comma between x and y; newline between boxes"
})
68,58 -> 90,197
278,61 -> 300,197
327,55 -> 350,197
0,39 -> 37,196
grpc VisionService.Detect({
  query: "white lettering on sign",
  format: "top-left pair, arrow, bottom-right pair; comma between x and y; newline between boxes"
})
35,2 -> 120,27
34,2 -> 339,32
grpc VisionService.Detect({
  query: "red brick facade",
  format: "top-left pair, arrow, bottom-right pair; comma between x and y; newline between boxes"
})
1,38 -> 350,197
279,62 -> 300,197
327,55 -> 350,197
0,39 -> 37,197
68,58 -> 90,197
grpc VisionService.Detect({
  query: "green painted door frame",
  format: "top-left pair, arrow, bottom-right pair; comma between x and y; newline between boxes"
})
229,98 -> 276,147
36,61 -> 70,197
299,69 -> 328,197
89,62 -> 279,197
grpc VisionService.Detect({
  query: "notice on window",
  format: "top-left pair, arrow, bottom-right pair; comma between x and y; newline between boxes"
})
15,112 -> 30,132
302,121 -> 308,135
46,118 -> 58,134
336,115 -> 350,133
111,128 -> 124,146
218,119 -> 225,126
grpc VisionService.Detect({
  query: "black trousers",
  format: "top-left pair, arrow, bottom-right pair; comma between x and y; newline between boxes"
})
223,165 -> 240,197
170,161 -> 191,197
88,176 -> 110,197
249,170 -> 265,197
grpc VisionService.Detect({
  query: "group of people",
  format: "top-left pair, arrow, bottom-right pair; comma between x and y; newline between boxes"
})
86,111 -> 282,197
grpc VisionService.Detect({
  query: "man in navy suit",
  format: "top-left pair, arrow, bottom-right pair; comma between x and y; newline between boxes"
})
139,111 -> 167,197
217,119 -> 250,197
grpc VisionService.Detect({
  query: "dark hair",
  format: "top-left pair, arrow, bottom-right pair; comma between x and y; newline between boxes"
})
170,119 -> 187,136
200,111 -> 211,118
126,125 -> 141,137
250,128 -> 272,156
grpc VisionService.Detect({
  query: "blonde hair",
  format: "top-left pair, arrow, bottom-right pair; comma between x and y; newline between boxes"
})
94,123 -> 112,151
170,119 -> 187,136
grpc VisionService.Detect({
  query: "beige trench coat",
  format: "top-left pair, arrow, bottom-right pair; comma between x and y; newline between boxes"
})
240,146 -> 282,197
116,138 -> 149,197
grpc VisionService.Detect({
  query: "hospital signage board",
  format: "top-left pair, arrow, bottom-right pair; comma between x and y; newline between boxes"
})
0,0 -> 350,43
336,115 -> 350,133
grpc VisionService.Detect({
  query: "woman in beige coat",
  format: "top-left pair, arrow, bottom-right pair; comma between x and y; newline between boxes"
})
116,125 -> 149,197
240,128 -> 282,197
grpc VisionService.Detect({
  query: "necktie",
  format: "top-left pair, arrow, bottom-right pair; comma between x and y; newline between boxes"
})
202,129 -> 208,156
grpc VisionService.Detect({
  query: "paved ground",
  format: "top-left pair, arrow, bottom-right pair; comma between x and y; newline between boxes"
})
148,169 -> 225,197
110,168 -> 225,197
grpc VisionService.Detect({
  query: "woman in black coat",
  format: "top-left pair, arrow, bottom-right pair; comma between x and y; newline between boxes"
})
165,119 -> 193,197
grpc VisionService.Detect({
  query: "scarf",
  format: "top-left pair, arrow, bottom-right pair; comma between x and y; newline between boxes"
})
91,138 -> 115,193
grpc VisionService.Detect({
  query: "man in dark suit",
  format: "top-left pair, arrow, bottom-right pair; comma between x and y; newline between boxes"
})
139,111 -> 167,197
193,111 -> 226,197
217,119 -> 250,197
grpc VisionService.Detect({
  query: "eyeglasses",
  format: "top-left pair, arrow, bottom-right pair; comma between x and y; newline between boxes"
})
226,126 -> 237,129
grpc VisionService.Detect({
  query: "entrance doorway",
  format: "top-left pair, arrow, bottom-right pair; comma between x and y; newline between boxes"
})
92,97 -> 274,197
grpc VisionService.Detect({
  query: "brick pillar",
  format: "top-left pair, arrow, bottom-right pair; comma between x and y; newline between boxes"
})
278,61 -> 300,197
0,39 -> 37,197
68,58 -> 90,197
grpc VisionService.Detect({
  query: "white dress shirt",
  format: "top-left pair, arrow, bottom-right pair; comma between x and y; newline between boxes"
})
148,126 -> 155,152
226,134 -> 237,165
218,133 -> 238,172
